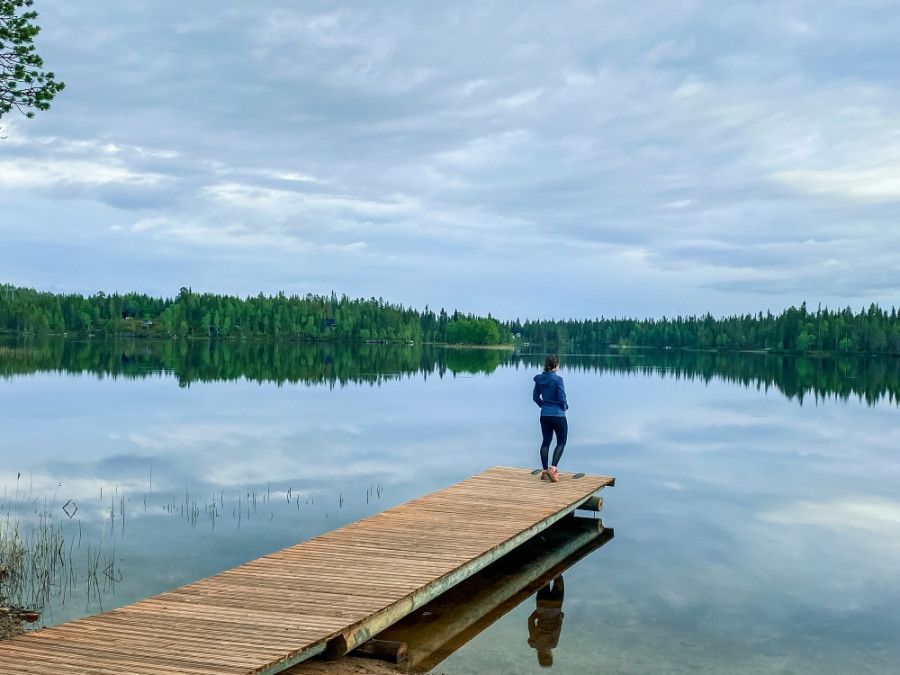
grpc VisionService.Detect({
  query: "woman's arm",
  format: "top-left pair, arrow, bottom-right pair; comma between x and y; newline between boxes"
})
558,377 -> 569,410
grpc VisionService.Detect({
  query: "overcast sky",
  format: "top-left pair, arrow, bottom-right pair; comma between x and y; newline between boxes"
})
3,0 -> 900,321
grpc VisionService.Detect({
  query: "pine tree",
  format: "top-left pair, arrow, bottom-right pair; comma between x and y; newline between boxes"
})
1,0 -> 64,119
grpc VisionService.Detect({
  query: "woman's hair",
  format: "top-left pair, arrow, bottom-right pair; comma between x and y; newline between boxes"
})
544,354 -> 559,371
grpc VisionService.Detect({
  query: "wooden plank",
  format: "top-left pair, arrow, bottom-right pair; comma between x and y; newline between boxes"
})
0,467 -> 613,675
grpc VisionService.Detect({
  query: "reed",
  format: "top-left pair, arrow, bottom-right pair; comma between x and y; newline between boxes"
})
0,506 -> 67,613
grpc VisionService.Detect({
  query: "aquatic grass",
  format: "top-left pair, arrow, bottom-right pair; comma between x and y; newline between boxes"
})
0,476 -> 125,622
0,505 -> 68,613
365,483 -> 383,504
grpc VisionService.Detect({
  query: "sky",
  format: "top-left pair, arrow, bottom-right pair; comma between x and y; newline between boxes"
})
2,0 -> 900,322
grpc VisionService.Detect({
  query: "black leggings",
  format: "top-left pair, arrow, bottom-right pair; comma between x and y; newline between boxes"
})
539,416 -> 568,470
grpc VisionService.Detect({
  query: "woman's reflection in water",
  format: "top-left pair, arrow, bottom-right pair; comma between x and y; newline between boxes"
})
527,575 -> 565,667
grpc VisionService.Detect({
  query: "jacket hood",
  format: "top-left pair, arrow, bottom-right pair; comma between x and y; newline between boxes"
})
534,371 -> 557,384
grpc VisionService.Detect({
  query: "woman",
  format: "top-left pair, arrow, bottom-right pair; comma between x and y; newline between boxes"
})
532,354 -> 568,482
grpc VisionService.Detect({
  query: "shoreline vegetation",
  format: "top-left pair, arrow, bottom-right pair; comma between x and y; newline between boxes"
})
0,284 -> 512,347
1,283 -> 900,356
0,568 -> 40,641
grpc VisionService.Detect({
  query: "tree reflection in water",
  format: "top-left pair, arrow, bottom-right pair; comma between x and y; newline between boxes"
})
3,337 -> 899,405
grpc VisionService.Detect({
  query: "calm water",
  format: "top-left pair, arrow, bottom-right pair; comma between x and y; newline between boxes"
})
1,339 -> 899,674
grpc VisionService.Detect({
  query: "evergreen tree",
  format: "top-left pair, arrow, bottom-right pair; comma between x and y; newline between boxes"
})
1,0 -> 64,120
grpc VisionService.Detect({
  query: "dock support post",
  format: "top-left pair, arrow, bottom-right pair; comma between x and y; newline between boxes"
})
578,495 -> 603,511
353,639 -> 408,663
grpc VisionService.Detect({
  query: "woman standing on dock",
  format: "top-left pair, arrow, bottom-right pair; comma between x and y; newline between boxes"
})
533,354 -> 568,482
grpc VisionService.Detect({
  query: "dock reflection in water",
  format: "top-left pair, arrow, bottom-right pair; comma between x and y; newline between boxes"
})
349,514 -> 612,673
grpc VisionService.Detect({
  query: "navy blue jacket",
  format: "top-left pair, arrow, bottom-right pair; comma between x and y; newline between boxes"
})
533,371 -> 568,416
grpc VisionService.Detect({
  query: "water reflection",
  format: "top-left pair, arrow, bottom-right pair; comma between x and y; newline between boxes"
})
529,576 -> 565,668
317,514 -> 612,674
3,337 -> 899,405
544,349 -> 900,406
0,337 -> 507,387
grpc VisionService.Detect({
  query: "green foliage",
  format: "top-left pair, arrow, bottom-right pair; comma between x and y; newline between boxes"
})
4,282 -> 898,356
0,283 -> 514,345
515,302 -> 900,355
0,0 -> 64,119
444,316 -> 507,345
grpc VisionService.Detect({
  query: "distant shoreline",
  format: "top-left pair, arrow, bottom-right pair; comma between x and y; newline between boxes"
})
442,343 -> 516,350
3,334 -> 897,358
0,333 -> 516,348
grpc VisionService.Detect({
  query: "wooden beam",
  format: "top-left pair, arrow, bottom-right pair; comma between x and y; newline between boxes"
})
352,639 -> 408,663
577,495 -> 604,511
253,642 -> 327,675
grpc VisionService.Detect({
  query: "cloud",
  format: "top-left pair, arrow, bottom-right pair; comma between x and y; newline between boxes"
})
0,159 -> 164,190
672,75 -> 707,100
773,166 -> 900,202
435,130 -> 533,168
252,170 -> 327,184
203,183 -> 419,221
5,0 -> 900,317
130,217 -> 168,233
497,89 -> 542,109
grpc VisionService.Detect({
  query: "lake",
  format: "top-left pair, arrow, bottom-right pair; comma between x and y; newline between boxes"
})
1,338 -> 899,673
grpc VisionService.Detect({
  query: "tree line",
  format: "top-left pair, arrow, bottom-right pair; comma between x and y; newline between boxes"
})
0,284 -> 512,345
4,284 -> 900,354
513,302 -> 900,355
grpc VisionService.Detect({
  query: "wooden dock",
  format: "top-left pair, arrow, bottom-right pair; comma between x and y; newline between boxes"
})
333,514 -> 614,673
0,466 -> 614,674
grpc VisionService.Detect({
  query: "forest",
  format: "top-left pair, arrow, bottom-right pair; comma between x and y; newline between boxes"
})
2,283 -> 900,354
512,302 -> 900,354
0,284 -> 511,345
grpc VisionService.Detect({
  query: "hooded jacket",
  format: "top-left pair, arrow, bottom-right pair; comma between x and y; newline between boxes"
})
533,370 -> 568,417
